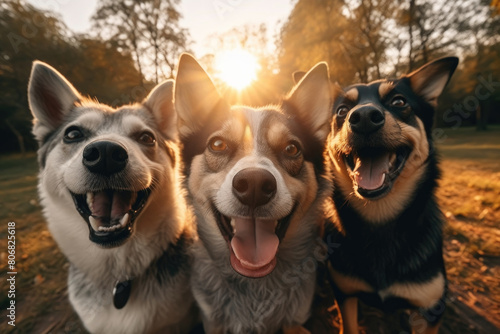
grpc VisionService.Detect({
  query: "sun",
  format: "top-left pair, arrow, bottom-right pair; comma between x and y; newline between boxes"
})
214,49 -> 260,90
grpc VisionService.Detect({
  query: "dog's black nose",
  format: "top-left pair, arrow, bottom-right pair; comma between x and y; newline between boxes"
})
232,168 -> 277,209
83,141 -> 128,175
348,107 -> 385,134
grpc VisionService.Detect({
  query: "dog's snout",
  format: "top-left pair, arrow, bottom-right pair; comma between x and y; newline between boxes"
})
232,168 -> 277,209
349,107 -> 385,134
83,141 -> 128,175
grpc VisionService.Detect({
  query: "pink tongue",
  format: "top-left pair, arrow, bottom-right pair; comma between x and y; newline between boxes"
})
231,218 -> 279,269
352,153 -> 390,190
111,191 -> 132,218
91,191 -> 132,220
92,191 -> 111,218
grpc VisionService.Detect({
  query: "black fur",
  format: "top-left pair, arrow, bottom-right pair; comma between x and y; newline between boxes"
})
326,57 -> 458,329
282,100 -> 328,176
326,153 -> 445,300
179,99 -> 230,177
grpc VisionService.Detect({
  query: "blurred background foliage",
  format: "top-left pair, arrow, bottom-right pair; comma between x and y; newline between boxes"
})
1,0 -> 499,154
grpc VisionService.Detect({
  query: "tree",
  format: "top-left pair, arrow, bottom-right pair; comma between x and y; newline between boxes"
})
0,0 -> 71,154
278,0 -> 395,85
456,0 -> 500,130
0,0 -> 146,154
92,0 -> 190,84
279,0 -> 353,85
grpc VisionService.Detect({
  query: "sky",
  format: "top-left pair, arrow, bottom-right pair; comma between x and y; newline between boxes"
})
26,0 -> 295,57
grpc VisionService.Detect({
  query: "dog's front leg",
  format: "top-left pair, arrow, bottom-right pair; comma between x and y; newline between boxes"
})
282,325 -> 311,334
338,296 -> 359,334
409,311 -> 442,334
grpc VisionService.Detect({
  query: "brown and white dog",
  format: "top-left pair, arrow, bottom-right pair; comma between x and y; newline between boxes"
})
174,54 -> 332,333
29,61 -> 198,334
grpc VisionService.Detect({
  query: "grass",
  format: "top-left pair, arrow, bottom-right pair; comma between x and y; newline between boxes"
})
0,154 -> 83,333
0,126 -> 499,333
435,125 -> 500,163
436,126 -> 500,331
436,126 -> 500,225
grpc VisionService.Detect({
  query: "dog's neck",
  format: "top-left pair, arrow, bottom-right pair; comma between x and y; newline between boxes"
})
70,225 -> 194,287
331,154 -> 441,236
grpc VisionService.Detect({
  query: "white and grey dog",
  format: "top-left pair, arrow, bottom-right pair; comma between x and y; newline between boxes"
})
28,61 -> 198,334
175,54 -> 332,334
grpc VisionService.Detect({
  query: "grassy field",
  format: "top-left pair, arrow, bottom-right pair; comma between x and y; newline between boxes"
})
0,126 -> 499,333
0,153 -> 84,333
436,126 -> 500,333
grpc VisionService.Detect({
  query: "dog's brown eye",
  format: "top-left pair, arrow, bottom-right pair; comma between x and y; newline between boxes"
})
139,132 -> 156,145
337,105 -> 350,117
209,137 -> 227,152
64,126 -> 84,143
284,142 -> 300,157
391,96 -> 407,107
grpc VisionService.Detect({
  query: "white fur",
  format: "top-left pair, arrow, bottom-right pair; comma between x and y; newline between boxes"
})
380,273 -> 445,309
216,155 -> 293,220
30,61 -> 197,334
175,54 -> 332,334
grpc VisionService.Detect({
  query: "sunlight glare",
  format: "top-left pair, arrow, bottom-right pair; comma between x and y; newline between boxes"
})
214,49 -> 260,90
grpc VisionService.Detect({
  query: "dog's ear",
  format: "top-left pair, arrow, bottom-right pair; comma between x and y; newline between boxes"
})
174,53 -> 230,139
407,57 -> 459,107
28,61 -> 81,142
143,80 -> 176,139
292,71 -> 306,84
285,62 -> 332,142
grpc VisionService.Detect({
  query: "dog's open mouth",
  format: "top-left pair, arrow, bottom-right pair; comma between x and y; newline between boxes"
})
213,206 -> 294,278
71,189 -> 151,247
344,147 -> 411,199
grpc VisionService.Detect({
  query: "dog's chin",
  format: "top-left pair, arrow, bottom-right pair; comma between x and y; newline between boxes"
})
70,188 -> 151,248
343,146 -> 411,200
212,205 -> 295,278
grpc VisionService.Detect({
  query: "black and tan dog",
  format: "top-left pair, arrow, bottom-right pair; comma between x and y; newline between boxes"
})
324,57 -> 458,333
175,54 -> 332,334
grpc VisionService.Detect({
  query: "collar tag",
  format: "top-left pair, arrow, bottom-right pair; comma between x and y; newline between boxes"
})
113,279 -> 132,309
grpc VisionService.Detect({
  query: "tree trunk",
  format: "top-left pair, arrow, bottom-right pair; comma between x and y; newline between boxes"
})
408,0 -> 415,71
132,39 -> 144,87
476,101 -> 489,131
5,119 -> 26,156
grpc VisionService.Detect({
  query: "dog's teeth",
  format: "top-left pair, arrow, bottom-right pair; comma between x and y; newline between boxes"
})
120,213 -> 130,227
89,216 -> 100,230
390,153 -> 397,165
98,224 -> 119,232
230,219 -> 235,229
87,193 -> 94,211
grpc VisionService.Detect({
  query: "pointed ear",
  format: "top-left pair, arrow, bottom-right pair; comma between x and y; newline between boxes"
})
174,53 -> 230,139
407,57 -> 459,107
28,61 -> 81,142
285,62 -> 332,142
143,80 -> 176,139
292,71 -> 306,84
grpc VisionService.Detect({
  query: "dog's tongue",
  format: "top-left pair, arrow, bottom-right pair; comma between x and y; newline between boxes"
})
231,218 -> 279,272
352,153 -> 391,190
91,191 -> 133,220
